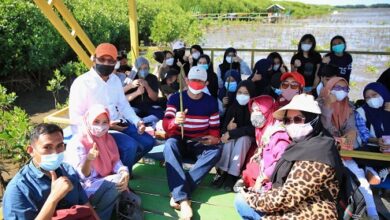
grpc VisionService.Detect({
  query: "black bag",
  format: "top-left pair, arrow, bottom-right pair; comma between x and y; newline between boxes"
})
335,167 -> 367,220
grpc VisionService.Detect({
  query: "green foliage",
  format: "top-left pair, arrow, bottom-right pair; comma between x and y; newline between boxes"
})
47,69 -> 66,108
366,65 -> 379,75
59,60 -> 88,78
0,85 -> 31,164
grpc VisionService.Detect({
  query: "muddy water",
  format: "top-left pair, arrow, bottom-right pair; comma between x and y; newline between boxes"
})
201,8 -> 390,100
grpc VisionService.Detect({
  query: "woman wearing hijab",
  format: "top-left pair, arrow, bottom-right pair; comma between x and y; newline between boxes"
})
239,95 -> 290,191
197,54 -> 219,98
64,104 -> 139,219
377,68 -> 390,91
319,77 -> 380,220
355,82 -> 390,185
217,47 -> 251,89
183,45 -> 204,74
235,94 -> 343,220
218,69 -> 242,113
213,80 -> 256,191
157,50 -> 181,80
267,52 -> 288,97
247,59 -> 273,97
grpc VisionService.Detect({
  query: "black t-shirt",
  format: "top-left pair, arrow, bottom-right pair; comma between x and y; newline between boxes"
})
291,52 -> 322,87
325,52 -> 353,82
127,73 -> 159,107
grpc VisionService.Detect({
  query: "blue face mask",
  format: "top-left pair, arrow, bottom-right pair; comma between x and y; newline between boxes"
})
273,88 -> 282,96
39,152 -> 64,171
332,44 -> 345,54
138,69 -> 149,78
225,81 -> 237,92
198,64 -> 209,71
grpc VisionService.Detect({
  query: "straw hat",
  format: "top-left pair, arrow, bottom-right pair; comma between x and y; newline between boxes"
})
273,94 -> 321,120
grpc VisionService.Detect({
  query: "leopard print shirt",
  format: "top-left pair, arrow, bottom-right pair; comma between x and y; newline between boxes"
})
246,160 -> 339,220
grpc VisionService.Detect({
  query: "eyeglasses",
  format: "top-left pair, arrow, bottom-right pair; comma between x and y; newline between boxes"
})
283,115 -> 306,125
281,81 -> 300,90
332,85 -> 350,92
96,57 -> 116,65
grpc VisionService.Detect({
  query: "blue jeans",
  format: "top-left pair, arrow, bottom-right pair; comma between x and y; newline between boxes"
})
163,137 -> 221,202
110,124 -> 155,170
234,193 -> 263,220
133,105 -> 164,126
89,180 -> 120,220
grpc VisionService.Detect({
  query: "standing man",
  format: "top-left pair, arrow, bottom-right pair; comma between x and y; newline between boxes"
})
2,123 -> 99,219
69,43 -> 155,170
163,66 -> 222,219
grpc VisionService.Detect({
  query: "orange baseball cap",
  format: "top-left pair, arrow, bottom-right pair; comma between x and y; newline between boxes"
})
95,43 -> 117,60
280,72 -> 306,88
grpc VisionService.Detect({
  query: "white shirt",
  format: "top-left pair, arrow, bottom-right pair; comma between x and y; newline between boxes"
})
69,68 -> 140,132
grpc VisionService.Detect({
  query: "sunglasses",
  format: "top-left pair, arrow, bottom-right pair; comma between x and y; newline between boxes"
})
281,81 -> 300,90
332,85 -> 350,92
283,115 -> 306,125
96,57 -> 116,65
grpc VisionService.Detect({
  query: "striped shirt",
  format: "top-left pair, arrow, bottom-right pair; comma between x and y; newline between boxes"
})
163,91 -> 220,138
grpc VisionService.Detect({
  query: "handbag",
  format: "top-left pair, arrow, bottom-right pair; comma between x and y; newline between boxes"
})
52,205 -> 97,220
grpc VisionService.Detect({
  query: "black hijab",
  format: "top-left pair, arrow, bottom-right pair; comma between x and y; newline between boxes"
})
219,47 -> 241,81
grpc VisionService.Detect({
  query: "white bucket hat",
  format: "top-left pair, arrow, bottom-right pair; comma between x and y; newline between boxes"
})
172,40 -> 185,50
273,94 -> 321,120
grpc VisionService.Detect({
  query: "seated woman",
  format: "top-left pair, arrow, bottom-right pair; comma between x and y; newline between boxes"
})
213,80 -> 256,191
355,82 -> 390,184
218,69 -> 242,113
125,57 -> 163,127
183,44 -> 204,74
198,54 -> 219,98
235,94 -> 343,220
267,52 -> 288,96
319,77 -> 380,219
247,59 -> 272,97
156,50 -> 181,80
64,104 -> 140,219
239,95 -> 290,191
160,68 -> 181,100
276,72 -> 305,108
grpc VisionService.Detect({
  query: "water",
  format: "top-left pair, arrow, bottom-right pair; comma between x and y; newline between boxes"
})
201,8 -> 390,100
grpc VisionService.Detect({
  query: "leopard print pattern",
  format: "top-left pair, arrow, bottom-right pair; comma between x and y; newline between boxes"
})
247,161 -> 339,220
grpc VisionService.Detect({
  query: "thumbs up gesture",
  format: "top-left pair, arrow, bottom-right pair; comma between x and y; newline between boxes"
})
49,171 -> 73,203
87,143 -> 99,161
227,117 -> 237,131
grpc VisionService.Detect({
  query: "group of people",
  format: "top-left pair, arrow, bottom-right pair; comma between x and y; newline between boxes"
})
3,33 -> 390,220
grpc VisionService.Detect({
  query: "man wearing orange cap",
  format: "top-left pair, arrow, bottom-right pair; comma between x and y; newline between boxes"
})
69,43 -> 155,170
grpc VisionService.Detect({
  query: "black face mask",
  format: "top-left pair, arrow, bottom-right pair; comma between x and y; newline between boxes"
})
170,82 -> 179,91
95,64 -> 115,77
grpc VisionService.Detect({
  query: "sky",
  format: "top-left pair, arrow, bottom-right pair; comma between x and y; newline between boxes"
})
283,0 -> 390,6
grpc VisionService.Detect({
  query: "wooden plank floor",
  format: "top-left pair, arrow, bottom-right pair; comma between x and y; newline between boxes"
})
130,163 -> 240,220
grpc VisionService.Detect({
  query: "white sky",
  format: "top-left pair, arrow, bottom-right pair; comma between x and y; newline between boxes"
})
283,0 -> 390,6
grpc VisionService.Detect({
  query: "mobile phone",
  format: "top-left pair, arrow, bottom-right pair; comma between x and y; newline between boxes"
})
116,119 -> 129,127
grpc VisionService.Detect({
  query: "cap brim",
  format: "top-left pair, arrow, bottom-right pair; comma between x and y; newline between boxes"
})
273,101 -> 321,120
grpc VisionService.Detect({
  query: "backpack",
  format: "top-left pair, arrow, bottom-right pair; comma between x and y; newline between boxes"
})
333,167 -> 367,220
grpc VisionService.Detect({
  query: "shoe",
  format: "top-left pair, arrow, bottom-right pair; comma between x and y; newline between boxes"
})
180,200 -> 193,220
378,168 -> 389,182
365,167 -> 381,185
223,174 -> 238,192
233,179 -> 245,193
211,172 -> 227,188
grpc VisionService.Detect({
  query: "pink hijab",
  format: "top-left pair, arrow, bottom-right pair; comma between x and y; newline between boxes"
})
79,104 -> 120,177
249,95 -> 277,147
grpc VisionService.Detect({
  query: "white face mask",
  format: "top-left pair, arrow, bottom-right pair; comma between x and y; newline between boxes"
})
331,90 -> 348,101
225,56 -> 233,64
301,43 -> 312,52
90,124 -> 109,137
166,58 -> 174,66
251,111 -> 266,128
273,64 -> 280,71
286,122 -> 314,142
188,86 -> 203,95
367,96 -> 384,109
236,94 -> 250,106
192,52 -> 200,60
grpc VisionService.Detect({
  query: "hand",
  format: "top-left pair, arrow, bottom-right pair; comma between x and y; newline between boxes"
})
49,171 -> 74,203
325,93 -> 337,106
221,132 -> 230,143
110,121 -> 128,131
200,135 -> 220,146
136,85 -> 145,96
280,66 -> 287,73
188,55 -> 193,65
139,79 -> 148,87
175,109 -> 188,125
137,121 -> 146,134
294,59 -> 301,68
322,56 -> 331,64
132,79 -> 141,88
177,60 -> 183,68
253,176 -> 264,191
233,56 -> 242,63
123,83 -> 134,92
384,102 -> 390,112
182,55 -> 189,62
222,97 -> 229,106
116,172 -> 130,192
87,143 -> 99,161
227,117 -> 237,131
251,72 -> 262,82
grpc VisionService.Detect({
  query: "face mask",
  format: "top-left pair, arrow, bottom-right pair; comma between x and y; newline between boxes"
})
236,94 -> 250,106
332,44 -> 345,54
188,81 -> 205,95
138,69 -> 149,78
281,88 -> 299,101
198,64 -> 209,71
95,64 -> 115,77
166,58 -> 174,66
170,82 -> 179,91
192,52 -> 200,60
367,96 -> 384,109
273,64 -> 280,71
301,43 -> 312,52
39,152 -> 64,171
331,90 -> 348,101
114,61 -> 120,70
90,124 -> 109,137
251,111 -> 266,128
225,81 -> 237,92
286,122 -> 314,142
225,56 -> 233,64
273,88 -> 283,96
